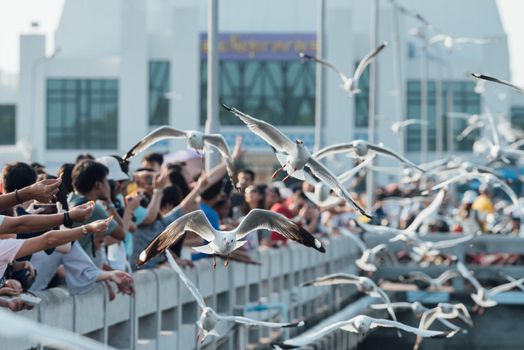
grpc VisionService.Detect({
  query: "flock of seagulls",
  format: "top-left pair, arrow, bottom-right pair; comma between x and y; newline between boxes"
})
23,6 -> 518,350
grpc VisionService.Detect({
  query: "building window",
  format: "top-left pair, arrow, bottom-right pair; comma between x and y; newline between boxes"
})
47,79 -> 118,149
200,60 -> 315,126
149,61 -> 170,126
354,61 -> 370,127
0,105 -> 15,145
406,80 -> 479,152
511,106 -> 524,130
199,33 -> 317,127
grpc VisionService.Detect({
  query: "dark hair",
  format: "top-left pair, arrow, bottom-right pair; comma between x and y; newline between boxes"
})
58,163 -> 75,194
76,153 -> 95,163
200,179 -> 224,201
72,160 -> 109,194
111,154 -> 129,175
2,162 -> 37,193
161,185 -> 183,210
167,166 -> 190,197
267,186 -> 281,199
239,169 -> 255,181
134,167 -> 156,173
143,152 -> 164,166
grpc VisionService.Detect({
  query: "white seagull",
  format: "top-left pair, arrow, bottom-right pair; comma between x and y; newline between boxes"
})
391,119 -> 428,134
301,273 -> 400,334
447,112 -> 486,141
414,303 -> 472,350
164,252 -> 303,344
429,34 -> 491,52
472,73 -> 524,95
299,42 -> 387,97
123,126 -> 239,190
222,104 -> 372,218
137,209 -> 325,269
370,302 -> 463,332
272,314 -> 457,349
304,155 -> 375,209
338,227 -> 387,272
399,270 -> 460,290
406,234 -> 475,261
312,140 -> 424,173
457,260 -> 524,308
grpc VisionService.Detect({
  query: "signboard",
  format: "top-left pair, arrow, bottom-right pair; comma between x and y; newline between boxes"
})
200,33 -> 316,61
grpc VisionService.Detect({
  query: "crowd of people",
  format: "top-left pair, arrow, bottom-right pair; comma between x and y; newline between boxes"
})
0,136 -> 519,313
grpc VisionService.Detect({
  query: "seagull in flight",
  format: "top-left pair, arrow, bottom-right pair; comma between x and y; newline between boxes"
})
222,104 -> 372,218
123,126 -> 239,190
304,155 -> 374,209
301,273 -> 400,336
457,260 -> 524,308
371,301 -> 463,332
164,252 -> 303,344
406,234 -> 475,261
272,314 -> 457,349
137,209 -> 325,269
391,119 -> 428,134
429,34 -> 492,52
337,227 -> 387,272
312,140 -> 424,173
298,42 -> 387,96
399,270 -> 460,290
414,303 -> 472,350
472,73 -> 524,95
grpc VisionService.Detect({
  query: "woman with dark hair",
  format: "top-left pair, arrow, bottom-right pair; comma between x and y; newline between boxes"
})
56,163 -> 75,210
454,190 -> 482,234
166,163 -> 191,197
232,184 -> 267,249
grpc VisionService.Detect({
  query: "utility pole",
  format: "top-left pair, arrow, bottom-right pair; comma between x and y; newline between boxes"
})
366,0 -> 379,212
420,26 -> 429,163
205,0 -> 220,170
314,0 -> 325,152
390,1 -> 404,155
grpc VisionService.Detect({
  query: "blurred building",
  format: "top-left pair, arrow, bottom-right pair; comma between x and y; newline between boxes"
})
0,0 -> 519,182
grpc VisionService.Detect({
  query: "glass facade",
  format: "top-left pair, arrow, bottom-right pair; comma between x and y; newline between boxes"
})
354,61 -> 371,127
406,80 -> 480,152
149,61 -> 170,126
200,60 -> 316,126
47,79 -> 118,149
0,105 -> 15,145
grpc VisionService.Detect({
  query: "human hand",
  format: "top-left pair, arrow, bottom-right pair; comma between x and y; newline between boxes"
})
4,279 -> 22,293
69,201 -> 95,222
85,216 -> 113,235
6,299 -> 33,312
21,261 -> 35,279
125,194 -> 142,211
25,178 -> 62,203
232,136 -> 246,161
154,167 -> 170,189
26,202 -> 46,214
109,270 -> 135,296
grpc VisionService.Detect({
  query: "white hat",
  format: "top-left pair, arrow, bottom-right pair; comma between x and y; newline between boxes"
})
462,190 -> 477,205
96,156 -> 129,181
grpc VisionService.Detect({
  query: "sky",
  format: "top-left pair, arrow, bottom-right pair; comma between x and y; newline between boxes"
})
0,0 -> 523,84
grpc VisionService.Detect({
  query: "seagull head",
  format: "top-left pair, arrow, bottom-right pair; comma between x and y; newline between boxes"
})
200,307 -> 218,331
353,140 -> 369,157
295,139 -> 304,145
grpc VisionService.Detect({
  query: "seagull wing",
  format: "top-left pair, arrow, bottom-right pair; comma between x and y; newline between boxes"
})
369,317 -> 454,338
370,302 -> 414,311
234,209 -> 325,253
337,155 -> 375,184
373,286 -> 398,322
455,37 -> 490,45
472,73 -> 524,95
274,320 -> 353,348
488,278 -> 524,296
136,210 -> 216,266
456,262 -> 484,293
123,126 -> 187,161
398,119 -> 428,129
300,273 -> 360,287
457,124 -> 482,141
353,42 -> 387,82
367,143 -> 423,172
405,189 -> 446,233
312,142 -> 356,160
203,134 -> 239,190
337,227 -> 367,252
307,157 -> 372,218
217,315 -> 303,328
432,234 -> 474,249
165,251 -> 207,310
429,34 -> 448,44
429,172 -> 478,191
436,270 -> 460,285
299,53 -> 350,83
221,104 -> 295,153
406,271 -> 433,283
